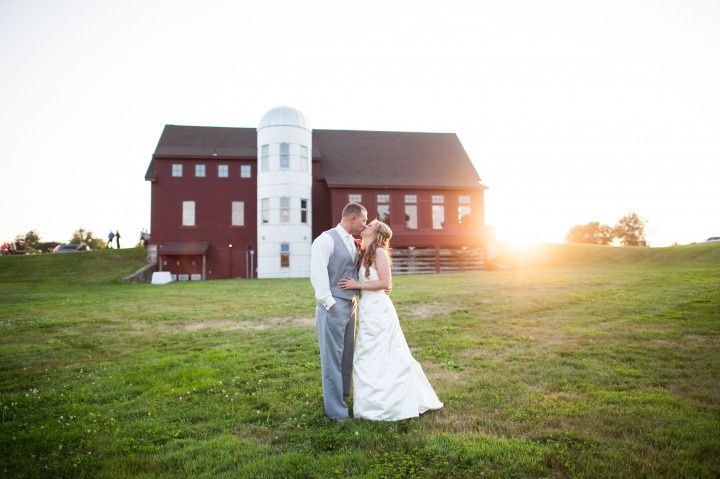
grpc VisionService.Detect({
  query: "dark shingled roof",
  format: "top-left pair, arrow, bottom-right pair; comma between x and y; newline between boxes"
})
147,125 -> 485,189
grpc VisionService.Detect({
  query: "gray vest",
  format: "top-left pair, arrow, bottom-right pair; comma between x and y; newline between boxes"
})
327,228 -> 359,300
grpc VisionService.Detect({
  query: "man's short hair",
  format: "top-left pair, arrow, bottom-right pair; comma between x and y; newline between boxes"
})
342,202 -> 367,218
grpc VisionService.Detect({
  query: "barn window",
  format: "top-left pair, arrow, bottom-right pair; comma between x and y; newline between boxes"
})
301,199 -> 308,224
349,194 -> 362,203
404,194 -> 417,229
280,243 -> 290,268
261,145 -> 269,171
458,195 -> 471,225
432,195 -> 445,230
218,164 -> 229,178
280,197 -> 290,223
280,143 -> 290,170
405,205 -> 417,229
172,164 -> 183,177
182,201 -> 195,226
231,201 -> 244,226
240,165 -> 251,178
377,195 -> 390,223
261,198 -> 270,224
195,164 -> 206,177
300,145 -> 308,172
458,205 -> 471,225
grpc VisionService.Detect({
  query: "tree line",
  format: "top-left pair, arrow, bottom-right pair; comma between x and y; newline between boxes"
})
566,212 -> 647,246
8,228 -> 107,253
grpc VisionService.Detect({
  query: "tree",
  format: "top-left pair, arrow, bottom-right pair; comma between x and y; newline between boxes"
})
14,230 -> 41,249
614,212 -> 647,246
565,222 -> 614,245
69,228 -> 105,250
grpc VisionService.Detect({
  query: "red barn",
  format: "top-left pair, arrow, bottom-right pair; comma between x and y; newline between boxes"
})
145,112 -> 488,280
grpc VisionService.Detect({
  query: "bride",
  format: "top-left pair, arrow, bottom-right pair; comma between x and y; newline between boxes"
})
339,219 -> 443,421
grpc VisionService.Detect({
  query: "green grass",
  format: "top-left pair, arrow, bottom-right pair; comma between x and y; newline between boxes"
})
1,244 -> 719,478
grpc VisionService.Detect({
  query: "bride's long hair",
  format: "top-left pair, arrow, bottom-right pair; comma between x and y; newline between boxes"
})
360,220 -> 393,278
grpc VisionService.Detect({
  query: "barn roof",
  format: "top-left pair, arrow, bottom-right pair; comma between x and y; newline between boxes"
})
147,124 -> 485,189
156,241 -> 210,255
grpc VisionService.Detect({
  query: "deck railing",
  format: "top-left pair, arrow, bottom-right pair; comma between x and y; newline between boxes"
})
391,247 -> 484,274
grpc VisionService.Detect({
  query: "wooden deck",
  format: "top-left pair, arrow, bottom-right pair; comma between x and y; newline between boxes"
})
391,247 -> 485,274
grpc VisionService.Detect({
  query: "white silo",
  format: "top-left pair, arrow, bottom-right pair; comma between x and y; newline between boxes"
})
256,106 -> 313,278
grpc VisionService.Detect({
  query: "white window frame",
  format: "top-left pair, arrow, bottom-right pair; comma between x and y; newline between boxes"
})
182,201 -> 196,226
300,145 -> 308,172
458,205 -> 471,225
280,197 -> 290,223
232,201 -> 245,226
405,204 -> 418,229
432,195 -> 444,204
280,143 -> 290,170
261,145 -> 269,171
377,204 -> 390,223
261,198 -> 270,224
195,164 -> 206,177
240,164 -> 251,178
404,194 -> 417,204
172,164 -> 183,177
300,198 -> 308,224
432,204 -> 445,230
348,194 -> 362,203
458,195 -> 471,204
218,164 -> 229,178
280,243 -> 290,268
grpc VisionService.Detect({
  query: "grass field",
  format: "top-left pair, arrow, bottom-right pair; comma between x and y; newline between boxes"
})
1,244 -> 719,478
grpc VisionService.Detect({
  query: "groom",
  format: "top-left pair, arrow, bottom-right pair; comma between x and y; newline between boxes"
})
310,202 -> 368,420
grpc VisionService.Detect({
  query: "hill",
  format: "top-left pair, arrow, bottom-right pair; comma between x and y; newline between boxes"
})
0,247 -> 147,284
495,241 -> 720,269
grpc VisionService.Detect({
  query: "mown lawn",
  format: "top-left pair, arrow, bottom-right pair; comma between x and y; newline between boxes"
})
1,244 -> 719,478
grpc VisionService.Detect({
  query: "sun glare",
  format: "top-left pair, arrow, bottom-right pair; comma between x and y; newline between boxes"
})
504,238 -> 541,251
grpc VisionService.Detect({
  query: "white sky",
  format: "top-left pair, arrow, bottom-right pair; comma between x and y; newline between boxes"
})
1,0 -> 718,246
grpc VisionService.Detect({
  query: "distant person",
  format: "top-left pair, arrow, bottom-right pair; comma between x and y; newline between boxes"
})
115,231 -> 121,249
107,231 -> 115,249
142,230 -> 150,248
1,242 -> 8,255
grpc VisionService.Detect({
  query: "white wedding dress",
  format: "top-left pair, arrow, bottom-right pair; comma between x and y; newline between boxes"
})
352,265 -> 443,421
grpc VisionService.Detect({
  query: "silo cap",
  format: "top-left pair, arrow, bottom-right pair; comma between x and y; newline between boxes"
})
258,106 -> 311,131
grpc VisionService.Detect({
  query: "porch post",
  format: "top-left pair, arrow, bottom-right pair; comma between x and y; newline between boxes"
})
202,255 -> 206,280
158,255 -> 163,272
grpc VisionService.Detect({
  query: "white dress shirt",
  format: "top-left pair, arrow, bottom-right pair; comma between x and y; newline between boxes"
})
310,224 -> 356,310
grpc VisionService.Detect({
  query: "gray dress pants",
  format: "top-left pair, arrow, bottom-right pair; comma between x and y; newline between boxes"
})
316,298 -> 355,419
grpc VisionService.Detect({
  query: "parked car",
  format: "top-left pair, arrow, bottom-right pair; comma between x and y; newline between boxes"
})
706,237 -> 720,243
53,243 -> 91,253
10,247 -> 38,255
3,241 -> 37,255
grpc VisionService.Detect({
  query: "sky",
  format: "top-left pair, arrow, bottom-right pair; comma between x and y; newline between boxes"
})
1,0 -> 718,247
